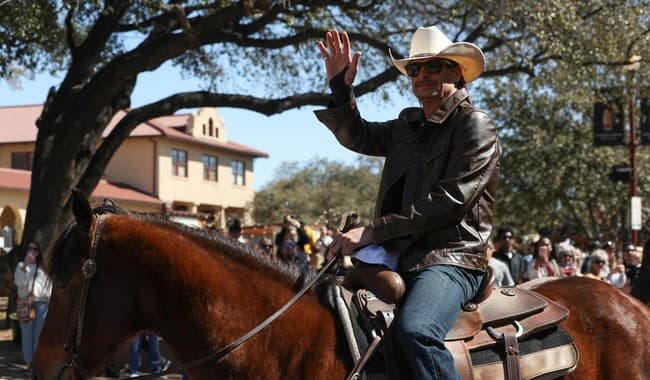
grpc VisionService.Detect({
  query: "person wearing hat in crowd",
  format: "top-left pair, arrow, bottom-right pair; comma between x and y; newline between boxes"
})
316,26 -> 500,379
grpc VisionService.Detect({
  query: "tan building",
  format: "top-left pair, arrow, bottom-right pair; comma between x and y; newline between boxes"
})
0,105 -> 268,247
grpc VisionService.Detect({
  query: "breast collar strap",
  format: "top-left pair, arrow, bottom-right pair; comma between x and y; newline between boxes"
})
64,214 -> 106,379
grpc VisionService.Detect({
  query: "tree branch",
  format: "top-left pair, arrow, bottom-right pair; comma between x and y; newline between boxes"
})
77,63 -> 398,195
159,3 -> 196,37
64,4 -> 78,58
116,4 -> 205,32
40,0 -> 131,129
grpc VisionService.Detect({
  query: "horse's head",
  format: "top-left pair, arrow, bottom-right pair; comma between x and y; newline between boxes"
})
32,190 -> 135,379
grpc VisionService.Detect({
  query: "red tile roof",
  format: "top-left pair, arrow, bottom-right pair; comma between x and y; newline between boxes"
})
0,104 -> 43,143
146,115 -> 269,158
0,168 -> 163,205
0,104 -> 268,158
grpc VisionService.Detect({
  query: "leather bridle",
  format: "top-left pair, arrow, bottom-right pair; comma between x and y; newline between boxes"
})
62,214 -> 105,379
61,213 -> 340,380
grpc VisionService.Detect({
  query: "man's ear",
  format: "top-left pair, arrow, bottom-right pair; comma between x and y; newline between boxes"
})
451,65 -> 463,85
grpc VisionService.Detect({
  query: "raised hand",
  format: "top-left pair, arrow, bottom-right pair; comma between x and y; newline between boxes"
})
317,30 -> 361,87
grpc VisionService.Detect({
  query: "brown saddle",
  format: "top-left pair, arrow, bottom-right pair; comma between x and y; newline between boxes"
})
336,268 -> 578,380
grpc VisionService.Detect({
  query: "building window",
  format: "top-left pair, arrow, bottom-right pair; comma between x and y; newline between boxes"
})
171,149 -> 187,177
209,118 -> 218,138
232,160 -> 245,185
202,155 -> 218,181
11,152 -> 32,170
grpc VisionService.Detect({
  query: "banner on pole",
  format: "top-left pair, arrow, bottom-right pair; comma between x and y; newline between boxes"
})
641,95 -> 650,145
594,88 -> 625,147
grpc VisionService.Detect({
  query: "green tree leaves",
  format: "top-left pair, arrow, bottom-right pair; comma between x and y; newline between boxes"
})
251,157 -> 382,226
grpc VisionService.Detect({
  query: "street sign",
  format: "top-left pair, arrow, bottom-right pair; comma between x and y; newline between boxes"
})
608,164 -> 633,183
631,196 -> 642,231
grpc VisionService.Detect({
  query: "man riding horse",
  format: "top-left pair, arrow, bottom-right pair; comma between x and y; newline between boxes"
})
316,26 -> 500,379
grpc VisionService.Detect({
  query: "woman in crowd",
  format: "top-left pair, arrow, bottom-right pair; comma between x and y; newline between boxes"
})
526,237 -> 561,280
584,248 -> 627,288
556,241 -> 580,277
13,242 -> 52,369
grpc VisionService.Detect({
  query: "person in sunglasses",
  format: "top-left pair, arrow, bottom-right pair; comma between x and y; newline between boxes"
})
315,26 -> 500,379
583,248 -> 627,288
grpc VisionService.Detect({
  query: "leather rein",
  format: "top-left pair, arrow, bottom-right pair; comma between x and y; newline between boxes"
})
63,213 -> 340,379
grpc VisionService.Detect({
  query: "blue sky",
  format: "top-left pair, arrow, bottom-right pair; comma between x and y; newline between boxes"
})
0,63 -> 413,191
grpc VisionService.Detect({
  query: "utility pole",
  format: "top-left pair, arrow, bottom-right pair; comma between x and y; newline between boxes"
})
625,56 -> 641,247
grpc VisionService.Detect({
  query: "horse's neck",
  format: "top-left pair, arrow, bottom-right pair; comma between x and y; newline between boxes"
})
133,243 -> 348,379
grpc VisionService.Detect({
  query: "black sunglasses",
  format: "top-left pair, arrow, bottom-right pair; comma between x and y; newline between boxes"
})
404,60 -> 453,77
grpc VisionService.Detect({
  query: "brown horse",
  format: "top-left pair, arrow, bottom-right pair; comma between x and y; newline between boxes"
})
32,193 -> 650,379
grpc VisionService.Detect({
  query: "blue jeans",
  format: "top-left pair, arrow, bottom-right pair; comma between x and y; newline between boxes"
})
19,301 -> 49,366
385,265 -> 483,380
129,332 -> 162,374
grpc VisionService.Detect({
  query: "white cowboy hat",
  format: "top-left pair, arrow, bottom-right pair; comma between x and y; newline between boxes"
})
390,26 -> 485,83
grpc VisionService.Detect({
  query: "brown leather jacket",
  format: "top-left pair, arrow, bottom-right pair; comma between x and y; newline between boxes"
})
314,88 -> 500,273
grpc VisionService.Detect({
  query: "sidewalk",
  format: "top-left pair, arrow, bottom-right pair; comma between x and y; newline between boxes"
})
0,297 -> 183,380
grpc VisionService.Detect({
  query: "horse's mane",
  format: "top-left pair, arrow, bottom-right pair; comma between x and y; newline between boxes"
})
48,200 -> 317,289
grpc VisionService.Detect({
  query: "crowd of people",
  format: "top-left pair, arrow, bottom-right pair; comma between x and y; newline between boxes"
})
222,214 -> 340,271
234,216 -> 647,303
488,225 -> 646,299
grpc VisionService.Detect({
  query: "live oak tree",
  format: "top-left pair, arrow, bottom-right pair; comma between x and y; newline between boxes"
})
0,0 -> 648,250
251,157 -> 382,226
477,1 -> 650,241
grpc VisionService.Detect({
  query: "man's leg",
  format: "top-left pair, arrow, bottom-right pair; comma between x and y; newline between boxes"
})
392,265 -> 482,380
146,332 -> 162,373
129,333 -> 143,375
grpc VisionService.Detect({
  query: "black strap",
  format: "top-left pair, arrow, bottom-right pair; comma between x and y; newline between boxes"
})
503,333 -> 521,380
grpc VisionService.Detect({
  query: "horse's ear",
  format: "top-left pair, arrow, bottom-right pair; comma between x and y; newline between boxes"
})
71,188 -> 93,229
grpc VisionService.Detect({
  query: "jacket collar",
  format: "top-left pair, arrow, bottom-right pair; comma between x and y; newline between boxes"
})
427,87 -> 470,124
